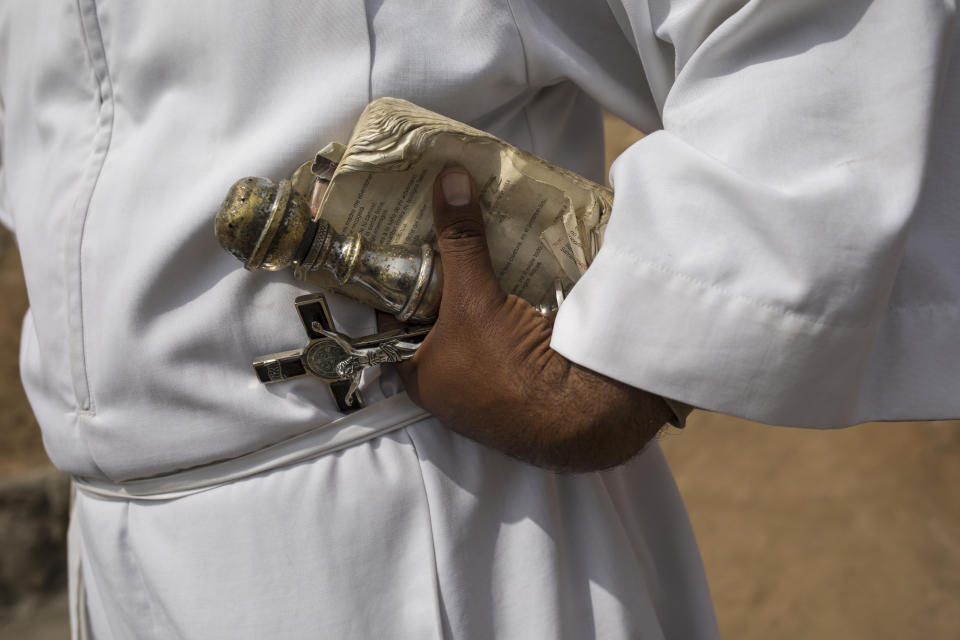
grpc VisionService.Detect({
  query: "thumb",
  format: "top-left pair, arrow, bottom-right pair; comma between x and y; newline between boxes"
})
433,166 -> 504,312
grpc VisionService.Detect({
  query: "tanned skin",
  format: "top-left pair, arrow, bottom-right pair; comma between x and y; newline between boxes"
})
382,165 -> 672,473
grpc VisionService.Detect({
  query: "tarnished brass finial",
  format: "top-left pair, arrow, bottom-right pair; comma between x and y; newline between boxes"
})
215,177 -> 313,271
215,176 -> 442,323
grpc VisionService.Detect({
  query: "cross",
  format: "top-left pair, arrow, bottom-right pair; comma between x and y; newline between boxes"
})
251,293 -> 430,413
252,293 -> 365,412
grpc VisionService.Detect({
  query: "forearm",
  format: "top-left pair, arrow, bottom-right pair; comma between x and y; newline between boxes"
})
525,361 -> 672,473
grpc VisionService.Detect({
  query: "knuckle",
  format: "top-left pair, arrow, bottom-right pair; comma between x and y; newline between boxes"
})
438,218 -> 485,242
439,234 -> 488,260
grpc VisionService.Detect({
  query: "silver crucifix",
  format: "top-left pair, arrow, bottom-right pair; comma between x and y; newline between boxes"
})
252,293 -> 430,411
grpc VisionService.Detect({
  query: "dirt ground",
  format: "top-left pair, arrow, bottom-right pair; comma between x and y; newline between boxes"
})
0,231 -> 49,478
662,414 -> 960,639
0,117 -> 957,638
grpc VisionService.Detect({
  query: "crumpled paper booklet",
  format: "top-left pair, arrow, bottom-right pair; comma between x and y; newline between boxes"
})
292,97 -> 613,309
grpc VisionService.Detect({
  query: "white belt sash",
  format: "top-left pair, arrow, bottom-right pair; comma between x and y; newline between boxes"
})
72,392 -> 429,501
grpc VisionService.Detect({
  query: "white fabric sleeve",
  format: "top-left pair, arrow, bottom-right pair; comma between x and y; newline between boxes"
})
524,0 -> 953,427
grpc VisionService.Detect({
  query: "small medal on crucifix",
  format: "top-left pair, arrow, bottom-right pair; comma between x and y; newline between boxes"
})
252,293 -> 430,412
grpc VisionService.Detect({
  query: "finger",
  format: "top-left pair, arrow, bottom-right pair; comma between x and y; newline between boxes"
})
394,358 -> 422,406
375,309 -> 406,333
433,166 -> 504,311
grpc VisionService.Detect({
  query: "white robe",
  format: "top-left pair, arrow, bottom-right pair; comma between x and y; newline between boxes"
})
1,0 -> 956,637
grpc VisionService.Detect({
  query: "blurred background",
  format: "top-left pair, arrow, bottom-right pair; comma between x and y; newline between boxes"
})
0,115 -> 957,639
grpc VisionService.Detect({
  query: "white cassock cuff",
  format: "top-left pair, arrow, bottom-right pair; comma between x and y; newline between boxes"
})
551,1 -> 952,429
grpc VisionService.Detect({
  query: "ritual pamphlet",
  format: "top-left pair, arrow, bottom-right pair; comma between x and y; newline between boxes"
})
294,97 -> 614,309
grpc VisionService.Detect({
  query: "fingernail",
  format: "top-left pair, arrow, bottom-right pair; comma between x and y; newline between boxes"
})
441,169 -> 472,207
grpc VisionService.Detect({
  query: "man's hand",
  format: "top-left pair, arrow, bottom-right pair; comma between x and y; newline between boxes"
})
393,166 -> 672,473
